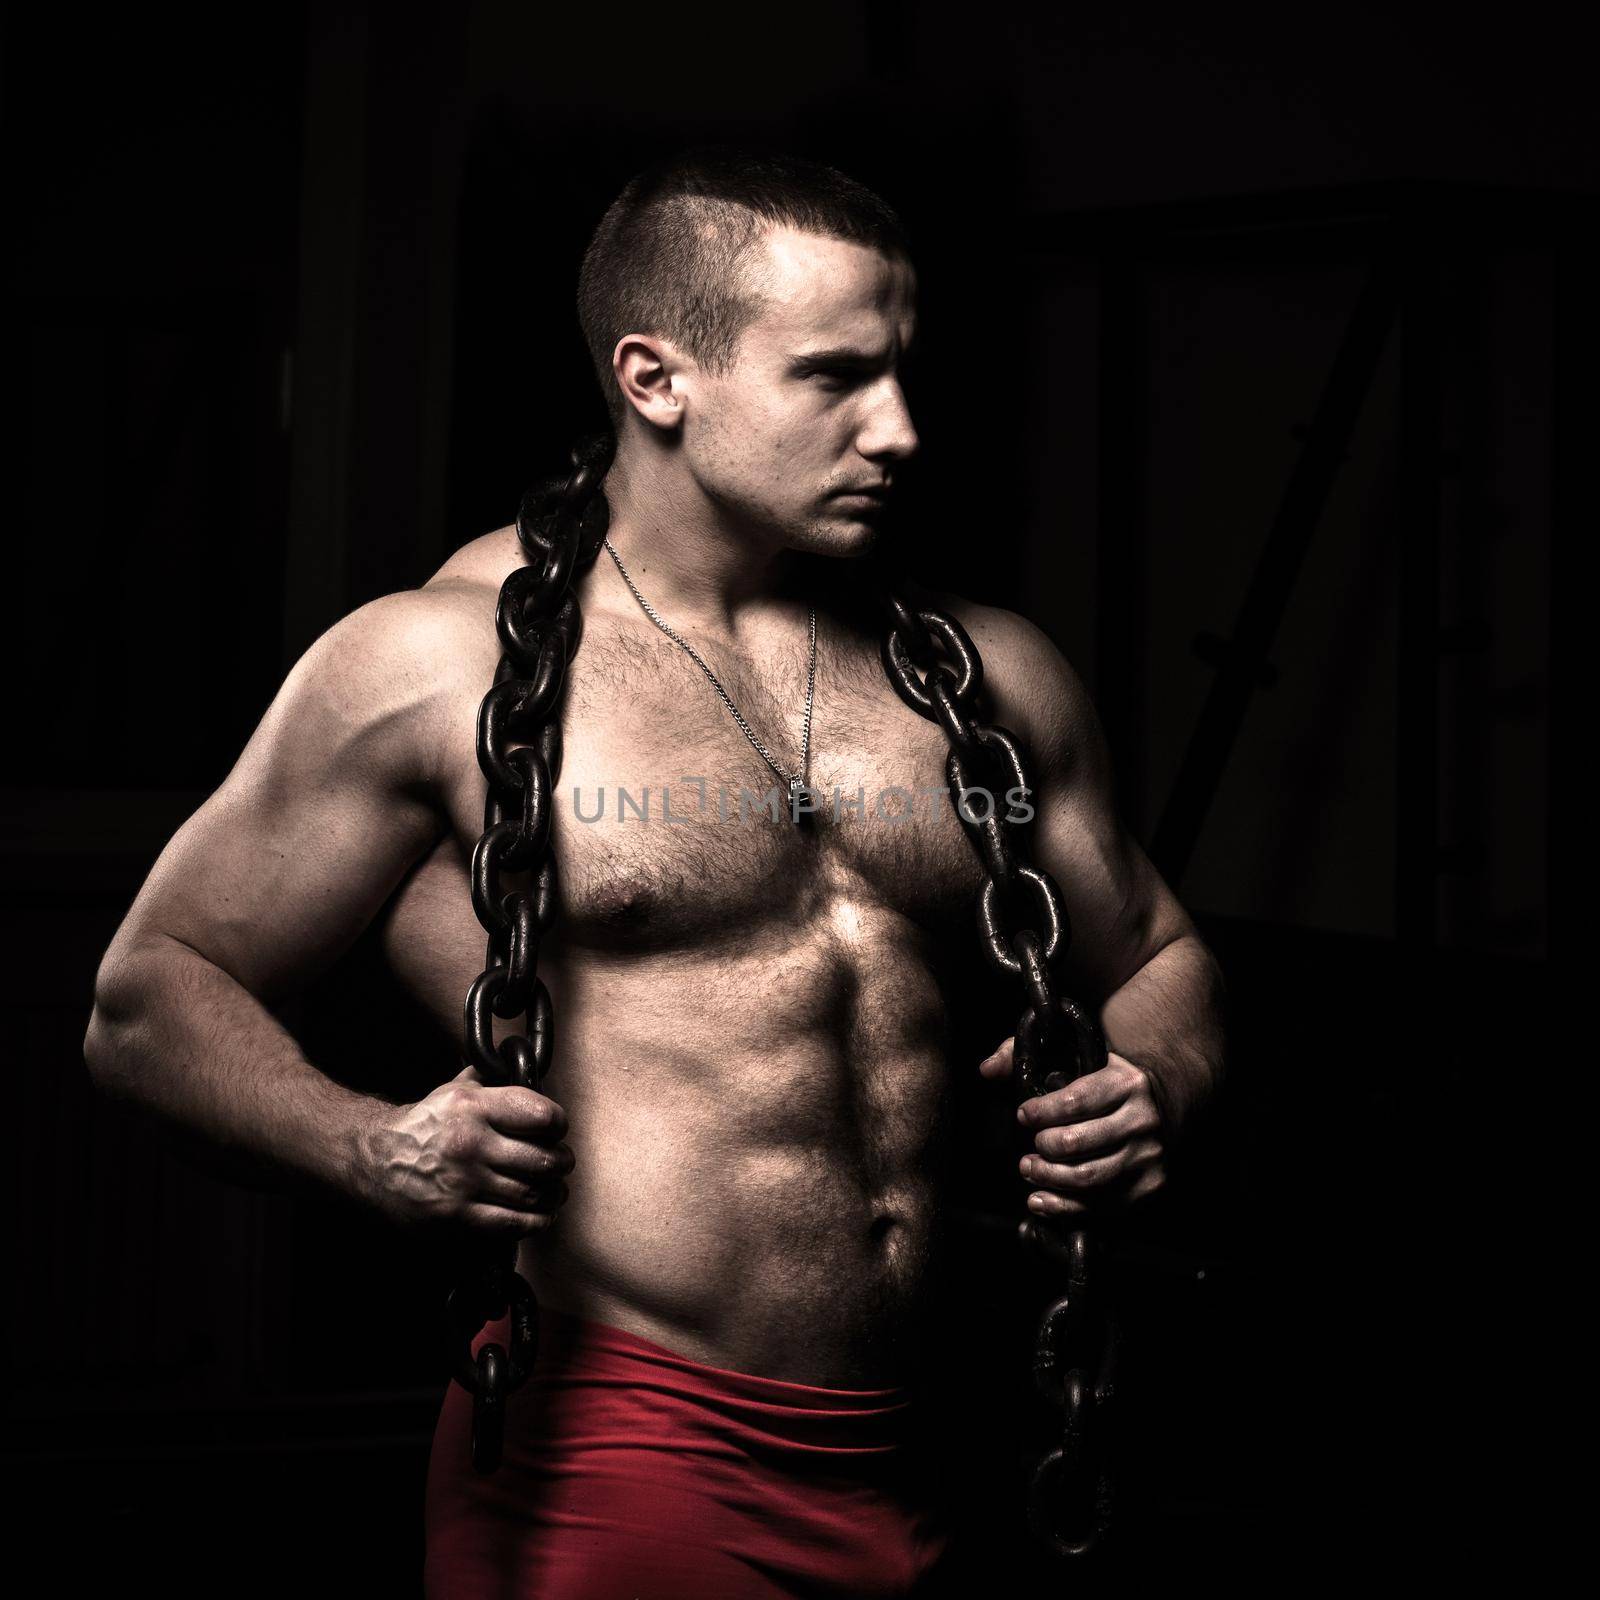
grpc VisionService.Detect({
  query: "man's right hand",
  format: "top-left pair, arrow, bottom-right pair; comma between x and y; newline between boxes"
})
362,1065 -> 574,1239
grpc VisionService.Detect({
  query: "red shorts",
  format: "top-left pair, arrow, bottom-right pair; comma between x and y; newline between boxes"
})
424,1305 -> 956,1599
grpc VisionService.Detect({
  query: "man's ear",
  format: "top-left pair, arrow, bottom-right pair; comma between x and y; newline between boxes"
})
613,333 -> 687,433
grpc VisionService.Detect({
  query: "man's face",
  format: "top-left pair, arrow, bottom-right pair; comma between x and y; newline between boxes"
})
679,226 -> 919,557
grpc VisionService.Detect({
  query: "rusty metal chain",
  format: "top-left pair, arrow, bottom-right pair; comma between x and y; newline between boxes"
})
448,431 -> 615,1472
879,589 -> 1118,1559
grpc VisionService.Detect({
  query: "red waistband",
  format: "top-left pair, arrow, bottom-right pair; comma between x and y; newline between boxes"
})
474,1305 -> 921,1462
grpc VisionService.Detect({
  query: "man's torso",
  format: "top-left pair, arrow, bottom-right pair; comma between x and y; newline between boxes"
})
378,527 -> 996,1386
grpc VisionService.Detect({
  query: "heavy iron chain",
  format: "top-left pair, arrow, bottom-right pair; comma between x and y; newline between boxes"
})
452,434 -> 1116,1551
879,591 -> 1118,1559
448,431 -> 614,1473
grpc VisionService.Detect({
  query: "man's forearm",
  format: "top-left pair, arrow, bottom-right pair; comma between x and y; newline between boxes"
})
84,935 -> 391,1206
1098,932 -> 1227,1138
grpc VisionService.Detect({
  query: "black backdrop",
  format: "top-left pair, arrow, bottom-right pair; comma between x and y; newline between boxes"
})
4,1 -> 1572,1590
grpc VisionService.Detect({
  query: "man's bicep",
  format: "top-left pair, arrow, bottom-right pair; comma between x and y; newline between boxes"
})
111,594 -> 450,1000
999,620 -> 1191,1002
1033,785 -> 1190,1003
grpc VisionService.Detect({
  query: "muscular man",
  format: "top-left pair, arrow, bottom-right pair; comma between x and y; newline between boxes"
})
84,148 -> 1225,1597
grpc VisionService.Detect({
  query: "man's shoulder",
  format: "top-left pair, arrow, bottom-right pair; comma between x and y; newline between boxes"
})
423,523 -> 525,597
305,580 -> 491,696
898,578 -> 1097,772
312,525 -> 520,683
273,535 -> 519,792
901,578 -> 1043,654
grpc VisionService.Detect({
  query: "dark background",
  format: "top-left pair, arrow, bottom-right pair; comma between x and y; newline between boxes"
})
3,0 -> 1570,1590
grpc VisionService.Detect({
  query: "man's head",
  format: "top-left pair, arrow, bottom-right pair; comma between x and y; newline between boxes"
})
577,146 -> 919,558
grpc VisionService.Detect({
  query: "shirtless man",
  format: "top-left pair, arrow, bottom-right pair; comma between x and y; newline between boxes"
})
84,148 -> 1225,1596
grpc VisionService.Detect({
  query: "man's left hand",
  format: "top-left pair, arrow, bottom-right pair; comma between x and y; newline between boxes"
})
978,1038 -> 1167,1218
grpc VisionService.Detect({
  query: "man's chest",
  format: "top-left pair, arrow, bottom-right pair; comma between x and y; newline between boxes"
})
439,612 -> 989,953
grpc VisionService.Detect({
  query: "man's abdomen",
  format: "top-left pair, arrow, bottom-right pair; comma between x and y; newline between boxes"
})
521,930 -> 954,1389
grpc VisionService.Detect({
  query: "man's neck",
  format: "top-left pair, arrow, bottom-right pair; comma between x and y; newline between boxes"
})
597,447 -> 812,642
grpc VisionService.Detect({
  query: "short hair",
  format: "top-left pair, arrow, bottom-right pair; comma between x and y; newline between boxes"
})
577,145 -> 912,429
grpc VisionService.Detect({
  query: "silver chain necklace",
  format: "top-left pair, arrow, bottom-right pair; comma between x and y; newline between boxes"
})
603,534 -> 817,812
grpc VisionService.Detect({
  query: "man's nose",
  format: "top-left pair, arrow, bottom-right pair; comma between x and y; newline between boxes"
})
859,380 -> 919,465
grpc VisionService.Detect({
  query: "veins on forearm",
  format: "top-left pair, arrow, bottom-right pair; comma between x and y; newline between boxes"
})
1096,933 -> 1226,1137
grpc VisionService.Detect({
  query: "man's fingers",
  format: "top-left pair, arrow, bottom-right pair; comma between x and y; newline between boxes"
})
462,1199 -> 565,1237
1022,1142 -> 1165,1202
1125,1166 -> 1167,1203
978,1037 -> 1016,1081
1030,1100 -> 1154,1163
479,1085 -> 568,1140
1016,1059 -> 1143,1128
476,1169 -> 570,1212
481,1133 -> 575,1182
1021,1136 -> 1157,1193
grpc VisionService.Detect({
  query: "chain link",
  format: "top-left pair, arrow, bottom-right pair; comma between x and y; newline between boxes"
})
450,431 -> 614,1473
879,587 -> 1118,1559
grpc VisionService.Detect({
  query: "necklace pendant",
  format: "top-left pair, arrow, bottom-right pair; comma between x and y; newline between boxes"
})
788,775 -> 805,817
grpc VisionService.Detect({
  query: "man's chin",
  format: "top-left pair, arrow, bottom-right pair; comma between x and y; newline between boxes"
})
807,515 -> 884,557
